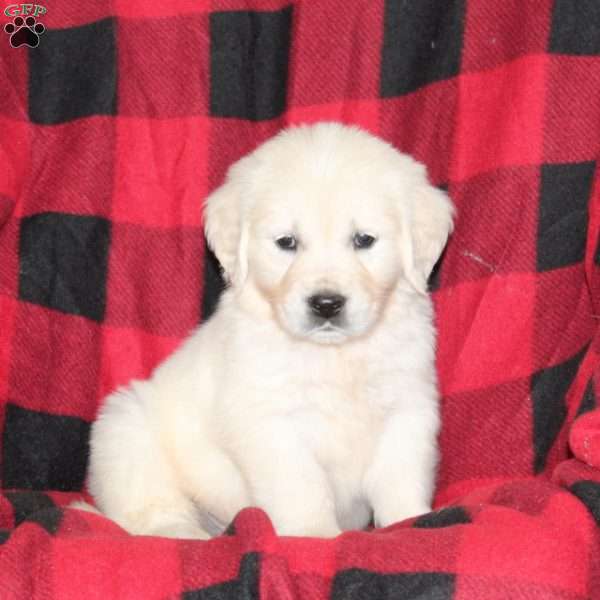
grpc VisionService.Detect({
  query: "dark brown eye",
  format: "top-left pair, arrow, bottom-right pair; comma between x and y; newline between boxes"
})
276,235 -> 297,251
352,232 -> 376,250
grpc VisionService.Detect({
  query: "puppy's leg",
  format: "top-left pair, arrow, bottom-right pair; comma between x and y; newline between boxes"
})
232,419 -> 341,537
178,445 -> 251,534
89,385 -> 209,539
365,409 -> 438,527
69,500 -> 102,515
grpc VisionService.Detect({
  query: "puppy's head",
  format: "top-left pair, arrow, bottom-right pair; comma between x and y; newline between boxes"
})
205,123 -> 454,344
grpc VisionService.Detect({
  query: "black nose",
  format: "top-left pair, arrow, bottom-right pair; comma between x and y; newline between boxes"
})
308,293 -> 346,319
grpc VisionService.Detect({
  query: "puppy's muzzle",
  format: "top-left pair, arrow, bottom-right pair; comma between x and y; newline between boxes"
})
308,293 -> 346,320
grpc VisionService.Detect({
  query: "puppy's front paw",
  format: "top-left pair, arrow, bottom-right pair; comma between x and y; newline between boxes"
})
268,501 -> 342,538
147,522 -> 211,540
276,521 -> 342,538
374,501 -> 431,528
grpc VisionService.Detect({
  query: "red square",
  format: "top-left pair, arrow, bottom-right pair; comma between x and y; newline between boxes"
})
207,119 -> 282,189
380,79 -> 458,185
533,266 -> 594,371
210,0 -> 291,11
544,56 -> 600,164
53,536 -> 183,600
41,6 -> 113,28
454,575 -> 578,599
105,222 -> 203,337
457,506 -> 588,595
0,226 -> 17,471
8,304 -> 102,421
335,529 -> 460,574
0,296 -> 17,402
277,537 -> 336,578
180,537 -> 243,591
98,325 -> 183,401
112,117 -> 209,228
442,166 -> 538,288
461,0 -> 552,73
118,14 -> 209,118
0,36 -> 28,121
289,2 -> 383,106
113,0 -> 290,18
489,480 -> 554,516
585,170 -> 600,296
0,117 -> 31,200
23,118 -> 115,218
286,100 -> 380,137
114,0 -> 209,18
543,489 -> 598,555
435,273 -> 535,395
437,379 -> 534,496
0,208 -> 18,298
450,55 -> 547,183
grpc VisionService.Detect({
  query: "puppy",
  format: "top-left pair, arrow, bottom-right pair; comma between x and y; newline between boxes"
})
88,122 -> 454,539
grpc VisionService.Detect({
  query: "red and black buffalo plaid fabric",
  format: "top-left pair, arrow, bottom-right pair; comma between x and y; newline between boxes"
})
1,1 -> 600,598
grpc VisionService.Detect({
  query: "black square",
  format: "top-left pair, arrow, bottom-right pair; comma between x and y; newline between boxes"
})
331,569 -> 455,600
531,345 -> 587,473
5,490 -> 55,526
577,378 -> 596,418
183,552 -> 259,600
29,18 -> 117,124
201,240 -> 227,323
570,481 -> 600,525
381,0 -> 465,97
2,403 -> 90,491
5,491 -> 63,533
537,161 -> 595,272
549,0 -> 600,56
19,212 -> 111,322
209,7 -> 292,120
413,506 -> 471,528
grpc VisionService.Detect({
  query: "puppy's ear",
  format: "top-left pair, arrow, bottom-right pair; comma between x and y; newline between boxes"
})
400,181 -> 454,294
203,177 -> 248,287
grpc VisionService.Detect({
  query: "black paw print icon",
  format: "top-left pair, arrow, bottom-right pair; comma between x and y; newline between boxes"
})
4,16 -> 45,48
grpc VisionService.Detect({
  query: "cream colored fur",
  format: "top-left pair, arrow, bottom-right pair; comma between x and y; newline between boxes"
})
88,122 -> 454,538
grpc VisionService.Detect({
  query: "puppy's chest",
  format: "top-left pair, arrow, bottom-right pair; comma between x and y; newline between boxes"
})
294,381 -> 382,464
267,352 -> 388,464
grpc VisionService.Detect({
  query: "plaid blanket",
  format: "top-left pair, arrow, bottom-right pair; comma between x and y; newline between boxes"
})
1,0 -> 600,597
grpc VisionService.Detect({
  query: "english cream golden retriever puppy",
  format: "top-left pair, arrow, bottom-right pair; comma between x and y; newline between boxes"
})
88,122 -> 454,539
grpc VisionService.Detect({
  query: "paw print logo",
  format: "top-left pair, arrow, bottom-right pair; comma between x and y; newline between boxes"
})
4,15 -> 45,48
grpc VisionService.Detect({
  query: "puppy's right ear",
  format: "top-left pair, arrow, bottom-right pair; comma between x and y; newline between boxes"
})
203,177 -> 246,286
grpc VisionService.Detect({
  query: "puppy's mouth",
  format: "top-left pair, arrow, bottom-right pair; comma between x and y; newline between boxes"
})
276,294 -> 372,344
306,320 -> 348,344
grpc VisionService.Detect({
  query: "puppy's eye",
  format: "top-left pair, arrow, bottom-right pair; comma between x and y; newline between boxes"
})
275,235 -> 298,251
352,232 -> 377,250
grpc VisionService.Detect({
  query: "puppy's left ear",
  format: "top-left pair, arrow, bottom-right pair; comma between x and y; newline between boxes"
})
400,180 -> 455,294
203,175 -> 249,287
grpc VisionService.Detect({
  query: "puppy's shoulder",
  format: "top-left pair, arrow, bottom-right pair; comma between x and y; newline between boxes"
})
361,289 -> 436,368
149,290 -> 236,383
